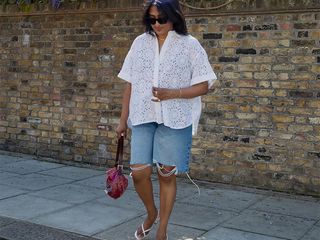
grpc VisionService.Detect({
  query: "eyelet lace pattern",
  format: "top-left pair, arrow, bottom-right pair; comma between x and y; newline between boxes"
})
118,31 -> 217,134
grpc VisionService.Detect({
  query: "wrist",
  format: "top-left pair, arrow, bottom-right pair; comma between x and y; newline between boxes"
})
119,118 -> 128,125
171,89 -> 182,99
175,89 -> 180,99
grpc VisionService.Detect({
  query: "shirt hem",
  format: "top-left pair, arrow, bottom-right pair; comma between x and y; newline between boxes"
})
191,74 -> 217,88
117,72 -> 131,82
130,120 -> 192,130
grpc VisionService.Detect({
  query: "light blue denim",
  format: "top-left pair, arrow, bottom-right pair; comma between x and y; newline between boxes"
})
130,122 -> 192,174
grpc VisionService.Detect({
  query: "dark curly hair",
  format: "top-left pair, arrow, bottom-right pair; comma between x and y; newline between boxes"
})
143,0 -> 188,36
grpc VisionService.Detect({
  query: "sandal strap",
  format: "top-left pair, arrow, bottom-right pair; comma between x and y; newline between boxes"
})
135,211 -> 159,239
142,223 -> 151,235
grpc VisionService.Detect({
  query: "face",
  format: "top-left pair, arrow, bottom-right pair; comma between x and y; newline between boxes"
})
148,5 -> 173,38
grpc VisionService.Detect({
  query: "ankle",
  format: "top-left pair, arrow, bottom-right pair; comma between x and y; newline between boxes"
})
148,206 -> 157,216
147,208 -> 158,221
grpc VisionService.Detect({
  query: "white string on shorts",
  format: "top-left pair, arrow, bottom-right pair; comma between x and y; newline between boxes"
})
129,164 -> 152,177
186,173 -> 201,196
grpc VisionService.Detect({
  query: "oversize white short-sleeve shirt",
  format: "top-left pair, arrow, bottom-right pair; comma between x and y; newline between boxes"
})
118,30 -> 217,134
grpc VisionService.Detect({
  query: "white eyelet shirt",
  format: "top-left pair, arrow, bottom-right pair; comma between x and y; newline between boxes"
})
118,30 -> 217,135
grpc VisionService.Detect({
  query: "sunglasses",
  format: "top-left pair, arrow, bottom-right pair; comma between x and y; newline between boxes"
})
147,17 -> 168,25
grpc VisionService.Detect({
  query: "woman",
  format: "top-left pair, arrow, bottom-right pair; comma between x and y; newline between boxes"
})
116,0 -> 217,239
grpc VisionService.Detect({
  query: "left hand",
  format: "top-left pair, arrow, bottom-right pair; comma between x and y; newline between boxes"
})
152,87 -> 177,101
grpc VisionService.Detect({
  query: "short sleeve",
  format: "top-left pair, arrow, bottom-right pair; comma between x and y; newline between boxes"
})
190,40 -> 217,88
117,39 -> 138,82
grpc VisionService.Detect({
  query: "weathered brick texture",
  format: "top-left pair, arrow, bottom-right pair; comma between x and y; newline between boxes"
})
0,0 -> 319,196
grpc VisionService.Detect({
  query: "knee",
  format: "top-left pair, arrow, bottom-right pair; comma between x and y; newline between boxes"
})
157,163 -> 177,182
130,164 -> 152,183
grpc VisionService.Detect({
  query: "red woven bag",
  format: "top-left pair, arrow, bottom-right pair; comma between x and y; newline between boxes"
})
105,136 -> 128,199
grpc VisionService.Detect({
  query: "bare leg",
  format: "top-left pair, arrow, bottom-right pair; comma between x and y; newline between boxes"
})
156,165 -> 177,240
131,164 -> 158,238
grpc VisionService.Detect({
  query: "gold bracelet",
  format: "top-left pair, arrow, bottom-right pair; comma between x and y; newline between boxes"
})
179,89 -> 182,98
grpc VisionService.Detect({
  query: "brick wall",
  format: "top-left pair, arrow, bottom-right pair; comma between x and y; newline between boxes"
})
0,0 -> 319,196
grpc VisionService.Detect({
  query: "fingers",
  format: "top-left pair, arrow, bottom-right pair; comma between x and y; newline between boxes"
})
151,97 -> 161,102
116,125 -> 127,138
152,87 -> 158,96
121,132 -> 127,139
152,87 -> 161,101
117,130 -> 126,139
151,87 -> 160,102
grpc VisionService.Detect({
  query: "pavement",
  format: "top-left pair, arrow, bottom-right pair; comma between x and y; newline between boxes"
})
0,150 -> 319,240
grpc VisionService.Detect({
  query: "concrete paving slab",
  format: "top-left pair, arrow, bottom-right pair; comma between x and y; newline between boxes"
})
0,171 -> 21,180
0,220 -> 98,240
0,160 -> 64,174
29,183 -> 104,204
94,215 -> 205,240
0,184 -> 27,199
95,189 -> 156,212
222,209 -> 316,240
178,188 -> 266,212
201,227 -> 287,240
76,174 -> 106,189
169,202 -> 237,230
0,195 -> 72,220
31,202 -> 140,236
0,173 -> 73,191
0,155 -> 26,165
39,166 -> 104,180
250,196 -> 320,220
151,179 -> 201,200
0,151 -> 319,240
301,225 -> 320,240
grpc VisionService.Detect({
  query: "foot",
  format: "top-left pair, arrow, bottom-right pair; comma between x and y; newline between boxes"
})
156,233 -> 168,240
135,209 -> 159,240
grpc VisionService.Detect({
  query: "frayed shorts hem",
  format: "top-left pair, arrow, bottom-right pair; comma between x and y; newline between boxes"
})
130,122 -> 192,174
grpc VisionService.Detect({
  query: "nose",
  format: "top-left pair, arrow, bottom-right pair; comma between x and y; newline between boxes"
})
154,20 -> 161,26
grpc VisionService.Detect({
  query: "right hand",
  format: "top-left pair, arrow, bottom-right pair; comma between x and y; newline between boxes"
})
116,121 -> 128,139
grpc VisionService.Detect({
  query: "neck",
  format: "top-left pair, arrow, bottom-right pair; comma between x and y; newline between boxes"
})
157,33 -> 168,41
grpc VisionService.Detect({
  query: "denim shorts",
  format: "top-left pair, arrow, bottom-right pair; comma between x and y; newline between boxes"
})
130,122 -> 192,174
